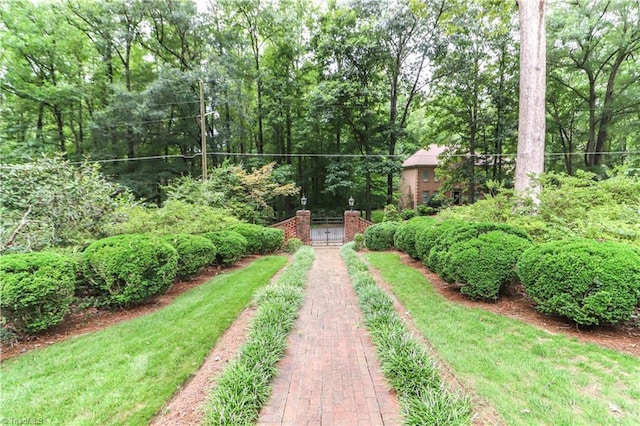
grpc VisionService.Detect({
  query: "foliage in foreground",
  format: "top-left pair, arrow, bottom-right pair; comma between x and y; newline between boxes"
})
82,234 -> 178,307
104,200 -> 241,236
1,256 -> 287,425
0,156 -> 129,253
0,252 -> 77,334
517,239 -> 640,326
340,243 -> 472,425
366,252 -> 640,426
438,171 -> 640,246
204,246 -> 314,425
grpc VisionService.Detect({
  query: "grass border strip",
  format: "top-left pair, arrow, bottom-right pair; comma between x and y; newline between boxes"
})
203,246 -> 314,425
340,243 -> 472,425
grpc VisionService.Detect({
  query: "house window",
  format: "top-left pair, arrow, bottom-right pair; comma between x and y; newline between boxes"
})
433,170 -> 439,182
422,169 -> 429,182
422,191 -> 430,204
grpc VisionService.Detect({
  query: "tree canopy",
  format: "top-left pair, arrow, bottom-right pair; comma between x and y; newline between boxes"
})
1,0 -> 638,214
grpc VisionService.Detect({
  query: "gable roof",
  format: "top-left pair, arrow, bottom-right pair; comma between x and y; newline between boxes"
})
402,145 -> 448,168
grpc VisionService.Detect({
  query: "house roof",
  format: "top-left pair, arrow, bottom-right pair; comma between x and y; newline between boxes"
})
402,145 -> 448,168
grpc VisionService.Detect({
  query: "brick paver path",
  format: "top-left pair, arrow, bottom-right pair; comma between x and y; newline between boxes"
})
257,247 -> 403,426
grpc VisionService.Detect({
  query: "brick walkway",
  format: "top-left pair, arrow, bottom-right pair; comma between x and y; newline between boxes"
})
257,247 -> 403,426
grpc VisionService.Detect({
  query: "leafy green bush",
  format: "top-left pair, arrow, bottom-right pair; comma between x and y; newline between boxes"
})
427,222 -> 531,281
0,155 -> 129,252
285,238 -> 303,253
417,204 -> 438,216
414,219 -> 462,262
516,239 -> 640,326
105,200 -> 240,236
82,235 -> 178,307
448,231 -> 532,301
162,234 -> 217,278
438,172 -> 640,246
382,204 -> 401,222
0,252 -> 76,333
202,231 -> 248,265
364,222 -> 401,251
400,208 -> 416,220
261,227 -> 285,253
394,216 -> 437,259
230,224 -> 283,254
353,233 -> 365,251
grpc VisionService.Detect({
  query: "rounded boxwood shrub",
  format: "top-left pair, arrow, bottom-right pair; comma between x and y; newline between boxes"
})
364,221 -> 401,251
261,227 -> 285,253
0,252 -> 77,333
448,231 -> 532,301
286,237 -> 303,253
353,233 -> 365,251
230,223 -> 267,254
414,219 -> 462,263
428,222 -> 531,280
516,239 -> 640,326
162,234 -> 217,278
394,216 -> 436,259
202,231 -> 248,265
82,234 -> 178,307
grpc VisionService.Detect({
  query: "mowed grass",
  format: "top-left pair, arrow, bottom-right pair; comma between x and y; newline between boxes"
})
0,255 -> 287,425
365,252 -> 640,426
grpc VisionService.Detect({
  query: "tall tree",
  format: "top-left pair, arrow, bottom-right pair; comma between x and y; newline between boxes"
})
547,0 -> 640,170
514,0 -> 546,198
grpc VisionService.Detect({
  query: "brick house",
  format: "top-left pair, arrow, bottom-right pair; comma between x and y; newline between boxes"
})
399,146 -> 463,210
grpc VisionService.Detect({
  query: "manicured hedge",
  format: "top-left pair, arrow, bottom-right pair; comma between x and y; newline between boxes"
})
364,221 -> 402,251
82,234 -> 178,307
162,234 -> 217,278
231,224 -> 283,254
448,231 -> 532,301
261,227 -> 285,253
427,222 -> 531,281
516,239 -> 640,326
394,216 -> 436,259
414,219 -> 462,262
0,252 -> 77,333
202,231 -> 248,265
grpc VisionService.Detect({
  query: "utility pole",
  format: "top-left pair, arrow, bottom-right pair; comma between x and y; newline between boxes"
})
199,79 -> 208,181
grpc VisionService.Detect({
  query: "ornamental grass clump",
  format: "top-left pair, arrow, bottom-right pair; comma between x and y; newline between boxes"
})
204,246 -> 314,425
161,234 -> 217,278
340,243 -> 471,425
82,234 -> 178,307
0,252 -> 77,334
517,239 -> 640,326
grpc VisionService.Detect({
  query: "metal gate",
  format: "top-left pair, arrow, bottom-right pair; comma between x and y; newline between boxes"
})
311,211 -> 344,246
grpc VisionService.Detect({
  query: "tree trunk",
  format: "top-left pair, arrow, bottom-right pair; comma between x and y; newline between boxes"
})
515,0 -> 546,201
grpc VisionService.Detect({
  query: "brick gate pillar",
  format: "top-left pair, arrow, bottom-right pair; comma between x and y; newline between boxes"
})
296,210 -> 311,245
344,210 -> 360,243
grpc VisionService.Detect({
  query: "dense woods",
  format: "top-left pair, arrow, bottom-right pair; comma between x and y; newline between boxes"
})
1,0 -> 639,212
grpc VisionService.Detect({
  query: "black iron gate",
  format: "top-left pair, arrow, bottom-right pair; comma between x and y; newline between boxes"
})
311,211 -> 344,246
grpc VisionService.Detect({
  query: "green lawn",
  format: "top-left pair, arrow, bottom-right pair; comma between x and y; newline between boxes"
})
365,252 -> 640,426
0,255 -> 287,425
